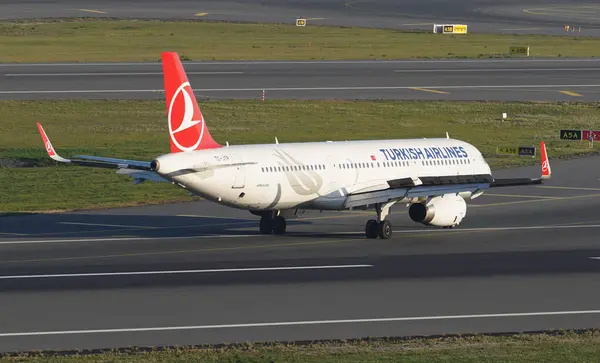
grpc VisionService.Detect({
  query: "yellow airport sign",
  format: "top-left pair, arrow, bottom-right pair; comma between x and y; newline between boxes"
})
497,147 -> 519,156
509,45 -> 530,56
436,24 -> 468,34
496,146 -> 536,157
452,24 -> 468,34
296,18 -> 306,26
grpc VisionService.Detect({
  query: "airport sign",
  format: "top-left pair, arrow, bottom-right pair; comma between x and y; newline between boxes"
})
559,129 -> 582,140
433,24 -> 468,34
509,45 -> 530,56
496,146 -> 536,157
497,147 -> 518,156
517,146 -> 536,157
582,130 -> 600,141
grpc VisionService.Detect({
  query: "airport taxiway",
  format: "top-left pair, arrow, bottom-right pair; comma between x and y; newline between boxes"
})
2,58 -> 600,101
0,155 -> 599,352
1,0 -> 599,36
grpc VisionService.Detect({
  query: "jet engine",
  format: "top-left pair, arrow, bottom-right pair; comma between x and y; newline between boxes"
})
408,194 -> 467,227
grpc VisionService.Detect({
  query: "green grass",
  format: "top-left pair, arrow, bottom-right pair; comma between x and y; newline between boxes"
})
1,99 -> 599,213
1,18 -> 600,62
2,331 -> 600,362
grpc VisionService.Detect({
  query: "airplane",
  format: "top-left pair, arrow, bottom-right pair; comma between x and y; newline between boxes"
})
36,51 -> 552,239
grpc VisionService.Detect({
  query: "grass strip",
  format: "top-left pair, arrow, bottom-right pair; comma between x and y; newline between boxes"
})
1,18 -> 600,62
2,330 -> 600,362
1,99 -> 598,213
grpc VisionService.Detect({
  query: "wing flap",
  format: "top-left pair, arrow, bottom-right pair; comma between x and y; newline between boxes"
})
345,183 -> 489,208
345,188 -> 408,209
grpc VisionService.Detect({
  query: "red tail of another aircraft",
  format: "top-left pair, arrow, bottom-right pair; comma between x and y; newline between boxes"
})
161,52 -> 221,153
540,141 -> 551,179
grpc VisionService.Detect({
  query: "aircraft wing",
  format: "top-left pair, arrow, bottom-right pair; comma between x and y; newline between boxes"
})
489,141 -> 551,187
36,122 -> 169,184
344,141 -> 551,209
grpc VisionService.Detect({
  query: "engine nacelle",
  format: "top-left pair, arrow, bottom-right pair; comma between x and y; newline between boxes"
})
408,194 -> 467,227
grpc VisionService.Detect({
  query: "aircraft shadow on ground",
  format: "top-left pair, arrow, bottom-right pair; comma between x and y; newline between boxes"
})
0,212 -> 425,240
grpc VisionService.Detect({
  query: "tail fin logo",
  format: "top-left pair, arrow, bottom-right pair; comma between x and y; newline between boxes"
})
540,141 -> 551,178
168,81 -> 204,152
45,140 -> 54,155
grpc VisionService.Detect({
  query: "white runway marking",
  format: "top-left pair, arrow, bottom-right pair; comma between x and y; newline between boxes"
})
58,222 -> 155,229
0,59 -> 598,66
176,214 -> 254,220
291,223 -> 600,236
1,223 -> 599,245
5,69 -> 597,77
0,234 -> 255,245
392,224 -> 600,234
0,265 -> 373,280
5,72 -> 243,76
1,310 -> 599,337
393,68 -> 600,73
2,84 -> 600,94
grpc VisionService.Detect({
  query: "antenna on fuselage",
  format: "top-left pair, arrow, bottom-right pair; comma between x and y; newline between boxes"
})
226,141 -> 229,147
446,132 -> 449,139
275,137 -> 279,144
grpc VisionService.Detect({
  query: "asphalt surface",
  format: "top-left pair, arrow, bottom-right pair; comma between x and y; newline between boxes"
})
3,58 -> 600,101
1,154 -> 600,352
1,0 -> 599,36
2,0 -> 600,355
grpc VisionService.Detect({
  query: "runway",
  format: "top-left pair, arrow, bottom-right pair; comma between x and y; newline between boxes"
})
1,155 -> 600,352
3,58 -> 600,101
2,0 -> 600,355
1,0 -> 600,36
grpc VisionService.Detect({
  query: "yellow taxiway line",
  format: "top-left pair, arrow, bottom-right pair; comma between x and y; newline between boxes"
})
560,90 -> 583,97
78,9 -> 106,14
410,87 -> 450,94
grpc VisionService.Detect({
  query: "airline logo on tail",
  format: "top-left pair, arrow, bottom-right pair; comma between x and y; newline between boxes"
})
168,81 -> 205,151
37,122 -> 57,157
540,141 -> 551,178
162,52 -> 221,153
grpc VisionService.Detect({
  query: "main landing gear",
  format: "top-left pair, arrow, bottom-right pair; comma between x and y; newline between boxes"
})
365,201 -> 396,239
259,212 -> 287,235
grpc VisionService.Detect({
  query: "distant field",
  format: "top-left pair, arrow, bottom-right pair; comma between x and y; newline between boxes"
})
1,18 -> 599,62
1,99 -> 598,213
3,331 -> 600,362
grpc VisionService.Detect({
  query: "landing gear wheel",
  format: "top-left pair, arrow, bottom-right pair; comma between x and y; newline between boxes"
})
365,219 -> 378,239
259,216 -> 273,234
378,220 -> 392,239
273,216 -> 287,234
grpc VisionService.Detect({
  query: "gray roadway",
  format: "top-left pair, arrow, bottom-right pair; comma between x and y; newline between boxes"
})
1,155 -> 600,352
1,0 -> 600,36
3,58 -> 600,101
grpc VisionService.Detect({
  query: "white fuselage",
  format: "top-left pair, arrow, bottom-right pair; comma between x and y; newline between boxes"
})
153,138 -> 491,212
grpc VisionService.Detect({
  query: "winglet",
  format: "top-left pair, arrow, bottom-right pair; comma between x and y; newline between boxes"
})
540,141 -> 551,179
36,122 -> 71,163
